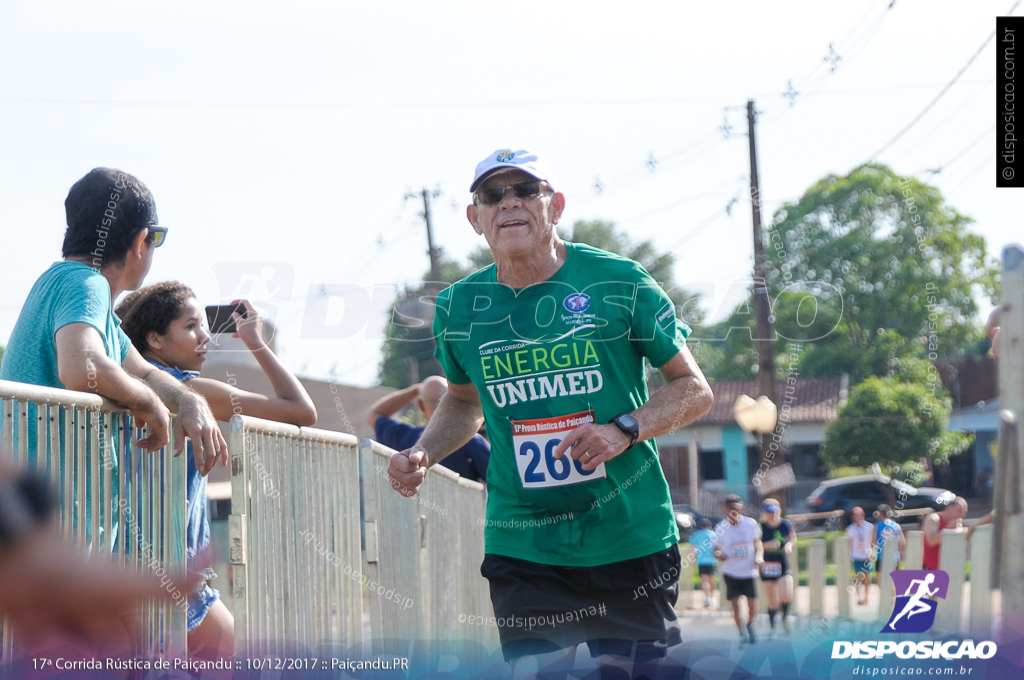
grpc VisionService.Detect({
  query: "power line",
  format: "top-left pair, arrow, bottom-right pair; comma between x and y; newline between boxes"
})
892,80 -> 995,161
759,1 -> 898,124
868,2 -> 1020,161
614,183 -> 746,229
339,198 -> 418,280
835,1 -> 900,66
563,131 -> 726,204
922,124 -> 996,176
943,141 -> 997,199
565,1 -> 901,203
660,198 -> 741,258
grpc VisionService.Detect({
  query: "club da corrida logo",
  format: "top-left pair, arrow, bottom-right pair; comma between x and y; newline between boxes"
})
832,570 -> 997,660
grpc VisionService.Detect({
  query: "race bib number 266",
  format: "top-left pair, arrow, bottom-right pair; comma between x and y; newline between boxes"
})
512,410 -> 607,489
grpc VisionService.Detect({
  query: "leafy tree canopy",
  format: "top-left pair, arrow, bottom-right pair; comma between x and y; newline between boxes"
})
766,163 -> 996,356
376,253 -> 473,388
819,359 -> 972,471
698,165 -> 996,384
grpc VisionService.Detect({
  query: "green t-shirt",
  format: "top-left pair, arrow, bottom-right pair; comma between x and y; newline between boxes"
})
433,242 -> 689,567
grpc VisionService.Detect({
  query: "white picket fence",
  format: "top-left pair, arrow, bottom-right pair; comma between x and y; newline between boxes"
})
0,379 -> 188,659
679,523 -> 996,637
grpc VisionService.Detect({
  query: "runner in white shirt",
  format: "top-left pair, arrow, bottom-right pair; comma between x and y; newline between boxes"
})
845,506 -> 876,605
713,494 -> 764,644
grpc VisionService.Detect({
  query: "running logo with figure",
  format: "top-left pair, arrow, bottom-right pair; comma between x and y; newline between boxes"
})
881,569 -> 949,634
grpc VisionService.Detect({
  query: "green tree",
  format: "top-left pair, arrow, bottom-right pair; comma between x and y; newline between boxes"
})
377,255 -> 473,388
819,359 -> 972,471
765,163 -> 995,360
699,165 -> 997,384
698,289 -> 846,381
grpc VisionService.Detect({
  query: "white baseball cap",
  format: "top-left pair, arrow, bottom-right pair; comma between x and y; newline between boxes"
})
470,148 -> 554,193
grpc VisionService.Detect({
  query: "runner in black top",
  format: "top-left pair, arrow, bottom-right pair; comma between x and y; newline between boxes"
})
759,498 -> 796,637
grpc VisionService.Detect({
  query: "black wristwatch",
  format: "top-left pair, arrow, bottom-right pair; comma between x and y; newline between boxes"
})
610,414 -> 640,450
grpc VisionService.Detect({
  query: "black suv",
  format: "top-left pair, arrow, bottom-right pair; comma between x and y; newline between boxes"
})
805,474 -> 956,526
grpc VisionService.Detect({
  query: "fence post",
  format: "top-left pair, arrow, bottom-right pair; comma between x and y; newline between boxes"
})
904,530 -> 924,570
935,529 -> 968,634
997,244 -> 1024,642
359,439 -> 423,655
455,477 -> 496,648
229,415 -> 250,656
679,543 -> 696,609
970,524 -> 993,639
1002,516 -> 1024,642
833,535 -> 851,619
419,462 -> 459,642
876,538 -> 899,622
808,539 -> 826,616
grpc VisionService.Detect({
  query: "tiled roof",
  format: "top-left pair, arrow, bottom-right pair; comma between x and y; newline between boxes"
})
692,375 -> 848,426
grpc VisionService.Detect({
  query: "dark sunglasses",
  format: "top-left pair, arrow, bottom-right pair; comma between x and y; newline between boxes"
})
147,226 -> 168,248
475,180 -> 547,205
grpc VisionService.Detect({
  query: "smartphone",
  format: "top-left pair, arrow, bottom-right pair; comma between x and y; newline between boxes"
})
205,304 -> 247,335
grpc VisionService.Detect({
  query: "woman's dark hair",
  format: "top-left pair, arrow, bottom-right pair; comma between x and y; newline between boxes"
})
62,168 -> 158,266
116,281 -> 196,354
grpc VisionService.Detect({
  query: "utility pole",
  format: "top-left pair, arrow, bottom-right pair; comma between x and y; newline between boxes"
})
417,188 -> 443,285
399,187 -> 443,389
747,99 -> 782,499
747,100 -> 777,411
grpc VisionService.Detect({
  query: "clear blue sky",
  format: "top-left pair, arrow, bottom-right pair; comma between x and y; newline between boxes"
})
0,1 -> 1016,385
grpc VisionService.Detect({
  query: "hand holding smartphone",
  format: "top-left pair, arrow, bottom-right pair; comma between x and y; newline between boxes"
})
205,304 -> 247,335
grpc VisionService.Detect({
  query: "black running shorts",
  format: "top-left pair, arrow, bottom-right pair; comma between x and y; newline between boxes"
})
481,547 -> 682,662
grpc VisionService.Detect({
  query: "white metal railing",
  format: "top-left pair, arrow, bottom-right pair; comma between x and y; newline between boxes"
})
0,379 -> 187,658
359,439 -> 496,655
228,418 -> 496,657
0,400 -> 497,659
228,415 -> 362,657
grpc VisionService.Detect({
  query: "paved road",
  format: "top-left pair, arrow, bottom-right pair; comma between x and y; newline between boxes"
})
674,582 -> 996,642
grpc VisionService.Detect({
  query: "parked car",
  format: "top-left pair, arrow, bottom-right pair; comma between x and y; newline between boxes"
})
804,474 -> 956,527
673,503 -> 722,541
